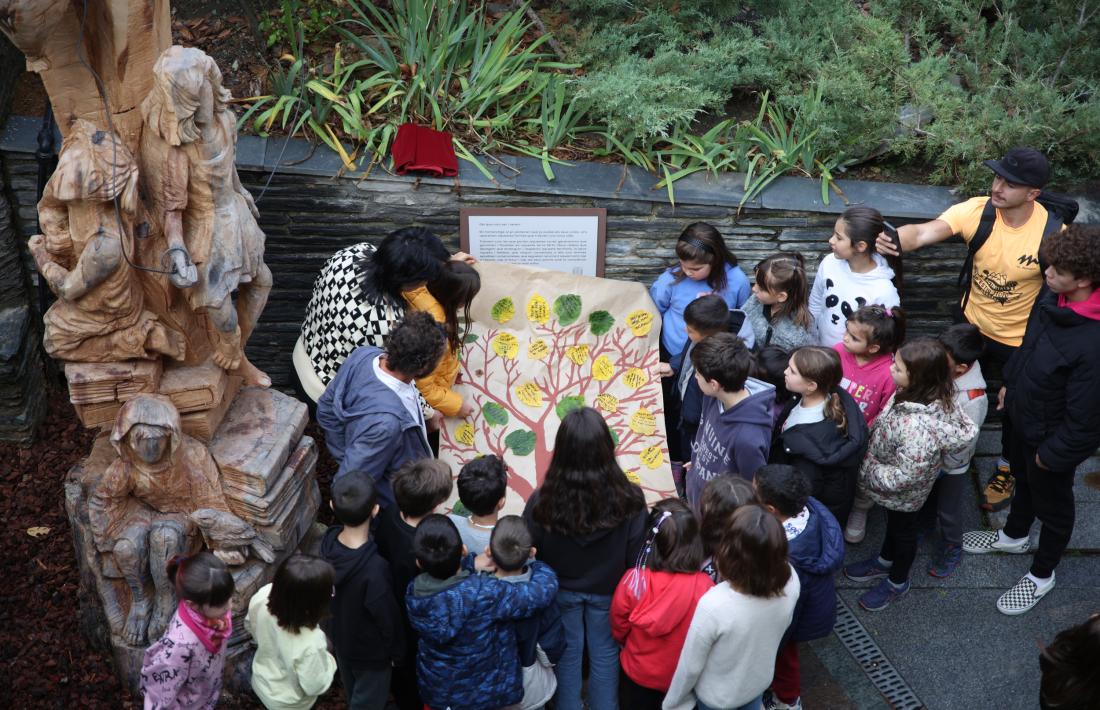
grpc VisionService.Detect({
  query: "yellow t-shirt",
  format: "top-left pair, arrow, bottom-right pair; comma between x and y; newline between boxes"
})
939,196 -> 1048,347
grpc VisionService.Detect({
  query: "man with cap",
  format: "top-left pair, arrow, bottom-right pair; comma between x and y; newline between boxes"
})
877,146 -> 1057,513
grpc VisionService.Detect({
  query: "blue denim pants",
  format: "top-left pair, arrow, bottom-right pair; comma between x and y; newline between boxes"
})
553,589 -> 619,710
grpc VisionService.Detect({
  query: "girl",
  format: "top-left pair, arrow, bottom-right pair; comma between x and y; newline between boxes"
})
699,475 -> 758,583
836,304 -> 906,428
247,554 -> 338,709
843,339 -> 978,612
664,505 -> 801,710
774,346 -> 869,526
809,207 -> 901,347
522,407 -> 648,710
611,499 -> 714,710
752,344 -> 794,426
744,253 -> 815,351
650,222 -> 751,359
140,551 -> 235,709
404,260 -> 482,419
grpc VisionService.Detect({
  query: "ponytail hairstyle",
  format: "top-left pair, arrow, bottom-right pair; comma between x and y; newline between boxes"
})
427,260 -> 481,353
754,253 -> 811,328
673,222 -> 737,292
625,498 -> 704,599
790,346 -> 848,436
848,304 -> 906,354
167,551 -> 234,608
895,338 -> 956,410
839,206 -> 904,292
267,554 -> 336,634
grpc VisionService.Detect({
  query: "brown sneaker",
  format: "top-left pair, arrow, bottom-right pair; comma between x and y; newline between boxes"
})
981,471 -> 1016,511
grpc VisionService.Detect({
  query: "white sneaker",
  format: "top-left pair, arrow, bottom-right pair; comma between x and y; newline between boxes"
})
845,506 -> 868,544
996,573 -> 1055,615
961,529 -> 1031,554
763,691 -> 803,710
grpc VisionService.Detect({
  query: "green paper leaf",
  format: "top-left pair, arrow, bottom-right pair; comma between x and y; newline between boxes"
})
555,395 -> 586,420
504,429 -> 537,456
482,402 -> 509,426
463,333 -> 479,344
610,428 -> 620,446
451,500 -> 471,517
491,297 -> 515,323
553,294 -> 582,325
588,310 -> 614,336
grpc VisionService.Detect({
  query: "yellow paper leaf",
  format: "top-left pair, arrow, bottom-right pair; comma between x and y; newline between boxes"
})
455,423 -> 476,446
623,367 -> 650,390
592,355 -> 615,381
526,295 -> 551,325
640,446 -> 665,469
516,382 -> 544,407
565,344 -> 590,365
492,333 -> 519,359
626,310 -> 655,337
629,407 -> 657,436
595,393 -> 619,413
624,470 -> 641,484
26,526 -> 51,538
528,338 -> 550,360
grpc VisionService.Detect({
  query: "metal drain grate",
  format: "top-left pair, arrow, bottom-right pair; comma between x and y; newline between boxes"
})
833,598 -> 926,709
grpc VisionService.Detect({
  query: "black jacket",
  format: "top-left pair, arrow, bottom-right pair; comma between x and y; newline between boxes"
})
321,525 -> 406,667
1004,289 -> 1100,472
771,388 -> 869,523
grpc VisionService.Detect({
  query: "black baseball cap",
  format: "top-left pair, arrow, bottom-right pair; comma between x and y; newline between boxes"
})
983,147 -> 1050,188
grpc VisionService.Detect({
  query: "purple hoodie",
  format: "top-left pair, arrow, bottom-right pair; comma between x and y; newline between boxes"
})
686,377 -> 776,509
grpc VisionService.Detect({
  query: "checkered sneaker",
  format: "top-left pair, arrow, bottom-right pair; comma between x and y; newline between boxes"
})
997,574 -> 1055,616
961,529 -> 1031,555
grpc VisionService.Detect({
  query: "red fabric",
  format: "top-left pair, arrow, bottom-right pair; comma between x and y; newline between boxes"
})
391,123 -> 459,177
177,600 -> 231,654
610,568 -> 714,692
771,640 -> 801,703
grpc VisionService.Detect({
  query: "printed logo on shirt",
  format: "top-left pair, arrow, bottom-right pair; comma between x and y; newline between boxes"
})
691,418 -> 733,481
973,268 -> 1022,306
1016,253 -> 1040,267
840,376 -> 870,413
824,279 -> 867,325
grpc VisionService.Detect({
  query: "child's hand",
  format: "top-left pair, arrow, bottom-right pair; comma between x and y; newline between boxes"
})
654,363 -> 674,378
682,461 -> 693,471
997,386 -> 1006,411
1035,453 -> 1049,470
474,549 -> 496,573
457,401 -> 475,418
452,251 -> 477,264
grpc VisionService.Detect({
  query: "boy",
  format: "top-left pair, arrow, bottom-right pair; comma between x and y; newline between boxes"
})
490,516 -> 566,710
755,464 -> 844,710
963,224 -> 1100,615
320,472 -> 405,710
317,311 -> 447,508
405,515 -> 559,710
685,332 -> 775,510
447,455 -> 508,555
918,324 -> 988,579
374,458 -> 453,710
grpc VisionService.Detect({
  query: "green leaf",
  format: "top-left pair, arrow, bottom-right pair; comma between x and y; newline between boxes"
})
588,310 -> 614,336
451,500 -> 471,516
555,396 -> 586,420
504,429 -> 537,457
490,297 -> 516,323
482,402 -> 509,427
610,428 -> 620,447
463,333 -> 479,344
553,294 -> 582,325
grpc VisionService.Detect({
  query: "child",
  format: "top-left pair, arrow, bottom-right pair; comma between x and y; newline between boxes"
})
836,304 -> 905,427
774,346 -> 869,526
611,499 -> 714,709
1039,613 -> 1100,709
405,515 -> 559,710
140,552 -> 235,708
843,338 -> 978,612
375,458 -> 454,710
663,505 -> 800,710
404,260 -> 481,419
699,476 -> 758,582
755,464 -> 844,710
685,332 -> 776,510
321,471 -> 405,710
962,224 -> 1100,615
489,516 -> 567,710
917,324 -> 988,579
744,253 -> 815,351
247,554 -> 338,709
650,222 -> 751,359
809,206 -> 901,347
447,454 -> 508,555
753,344 -> 794,426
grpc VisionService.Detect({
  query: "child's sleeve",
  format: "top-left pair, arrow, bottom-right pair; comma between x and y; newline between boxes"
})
364,567 -> 407,663
942,394 -> 987,474
649,270 -> 674,314
732,432 -> 769,481
340,414 -> 402,482
537,601 -> 567,665
808,258 -> 826,319
490,561 -> 560,621
610,572 -> 636,645
140,642 -> 193,710
661,602 -> 718,710
1038,357 -> 1100,471
293,642 -> 338,699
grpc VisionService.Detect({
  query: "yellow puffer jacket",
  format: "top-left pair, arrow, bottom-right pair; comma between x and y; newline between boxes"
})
403,286 -> 463,417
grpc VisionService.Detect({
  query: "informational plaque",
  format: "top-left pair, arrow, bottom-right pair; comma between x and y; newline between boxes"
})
460,208 -> 607,277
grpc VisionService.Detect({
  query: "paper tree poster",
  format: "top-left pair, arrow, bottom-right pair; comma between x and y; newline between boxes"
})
440,261 -> 675,515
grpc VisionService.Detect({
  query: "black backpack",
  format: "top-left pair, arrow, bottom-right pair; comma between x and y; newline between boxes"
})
957,192 -> 1079,309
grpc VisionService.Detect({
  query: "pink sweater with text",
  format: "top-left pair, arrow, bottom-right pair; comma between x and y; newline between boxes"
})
834,345 -> 896,427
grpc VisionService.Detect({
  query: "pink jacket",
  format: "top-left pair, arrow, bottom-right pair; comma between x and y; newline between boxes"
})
140,610 -> 225,710
834,345 -> 896,427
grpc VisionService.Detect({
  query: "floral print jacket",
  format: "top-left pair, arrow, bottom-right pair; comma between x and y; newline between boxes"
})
858,394 -> 979,512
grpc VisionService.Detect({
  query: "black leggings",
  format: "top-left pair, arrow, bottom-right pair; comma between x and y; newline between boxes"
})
879,508 -> 921,584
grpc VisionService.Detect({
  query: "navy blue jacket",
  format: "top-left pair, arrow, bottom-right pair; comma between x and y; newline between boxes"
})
406,560 -> 559,710
497,567 -> 567,667
787,497 -> 844,642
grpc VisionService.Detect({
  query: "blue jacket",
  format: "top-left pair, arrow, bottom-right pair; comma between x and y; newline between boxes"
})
406,560 -> 559,710
650,263 -> 751,356
787,497 -> 844,642
317,346 -> 432,508
498,567 -> 566,667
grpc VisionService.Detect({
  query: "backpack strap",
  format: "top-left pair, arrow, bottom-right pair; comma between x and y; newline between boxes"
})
957,199 -> 998,311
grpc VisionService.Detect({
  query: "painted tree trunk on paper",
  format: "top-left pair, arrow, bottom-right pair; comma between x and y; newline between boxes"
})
440,262 -> 675,514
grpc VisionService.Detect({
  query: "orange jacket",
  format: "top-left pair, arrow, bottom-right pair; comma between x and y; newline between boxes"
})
402,286 -> 463,417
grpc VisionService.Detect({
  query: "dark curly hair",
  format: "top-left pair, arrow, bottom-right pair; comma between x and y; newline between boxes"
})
384,310 -> 447,379
1042,224 -> 1100,284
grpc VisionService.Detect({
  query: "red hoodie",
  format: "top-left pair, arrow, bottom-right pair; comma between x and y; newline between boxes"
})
610,568 -> 714,692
